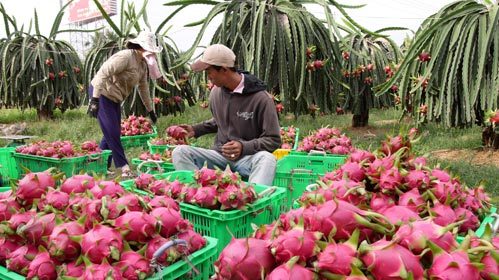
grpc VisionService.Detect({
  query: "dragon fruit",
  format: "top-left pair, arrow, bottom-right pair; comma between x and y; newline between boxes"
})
431,168 -> 451,182
150,207 -> 190,238
428,245 -> 480,280
480,251 -> 499,280
430,203 -> 457,226
26,252 -> 57,280
58,261 -> 85,278
179,186 -> 198,204
279,208 -> 305,231
348,149 -> 375,164
149,180 -> 169,195
379,167 -> 403,192
359,239 -> 424,280
219,184 -> 247,210
397,188 -> 425,212
393,220 -> 459,254
455,207 -> 480,233
176,229 -> 206,253
18,213 -> 56,245
217,166 -> 242,189
214,238 -> 276,279
0,238 -> 21,265
148,195 -> 179,211
60,174 -> 95,194
253,223 -> 281,240
114,211 -> 157,244
378,205 -> 421,225
270,221 -> 322,264
91,180 -> 125,199
48,221 -> 86,261
340,162 -> 366,182
6,245 -> 38,275
266,256 -> 316,280
16,171 -> 55,205
404,169 -> 430,189
115,193 -> 146,212
315,228 -> 360,276
84,263 -> 123,280
145,236 -> 181,265
194,166 -> 219,185
81,224 -> 123,263
115,251 -> 152,280
39,189 -> 70,211
164,180 -> 184,199
166,125 -> 189,140
3,210 -> 36,234
0,197 -> 21,222
192,186 -> 219,209
134,173 -> 155,190
369,193 -> 395,211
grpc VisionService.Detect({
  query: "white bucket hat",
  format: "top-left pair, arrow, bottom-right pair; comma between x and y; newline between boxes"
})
128,31 -> 163,53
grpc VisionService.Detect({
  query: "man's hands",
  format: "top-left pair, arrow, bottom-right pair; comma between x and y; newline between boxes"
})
222,140 -> 242,161
88,97 -> 99,118
148,111 -> 158,124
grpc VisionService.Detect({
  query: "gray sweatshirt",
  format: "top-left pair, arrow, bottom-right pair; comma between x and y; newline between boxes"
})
193,73 -> 281,156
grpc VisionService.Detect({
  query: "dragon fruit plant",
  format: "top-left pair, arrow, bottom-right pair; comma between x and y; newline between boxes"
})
133,165 -> 258,210
297,127 -> 353,154
0,172 -> 206,279
280,126 -> 298,149
15,140 -> 101,158
121,115 -> 153,136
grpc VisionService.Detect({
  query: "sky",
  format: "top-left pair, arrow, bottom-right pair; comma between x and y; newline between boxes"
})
0,0 -> 458,54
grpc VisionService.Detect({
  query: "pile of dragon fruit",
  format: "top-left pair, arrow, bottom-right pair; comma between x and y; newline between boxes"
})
0,171 -> 206,279
149,125 -> 192,146
134,167 -> 257,210
121,115 -> 154,136
15,140 -> 101,158
212,130 -> 498,279
280,126 -> 298,149
297,127 -> 353,155
138,150 -> 173,162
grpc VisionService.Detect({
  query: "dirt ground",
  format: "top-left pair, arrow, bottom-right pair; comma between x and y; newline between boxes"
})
431,148 -> 499,168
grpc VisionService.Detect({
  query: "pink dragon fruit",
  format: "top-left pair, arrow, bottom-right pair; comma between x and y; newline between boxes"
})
176,229 -> 206,253
431,168 -> 451,182
253,223 -> 281,240
380,135 -> 408,156
16,171 -> 55,205
315,228 -> 360,276
115,193 -> 146,212
217,166 -> 242,189
480,251 -> 499,280
91,180 -> 125,199
145,236 -> 181,265
397,188 -> 425,212
430,203 -> 457,226
219,184 -> 247,210
164,180 -> 184,199
192,185 -> 219,209
179,186 -> 198,204
148,195 -> 180,211
84,263 -> 123,280
369,193 -> 395,211
359,239 -> 424,280
39,189 -> 70,211
150,207 -> 190,238
393,220 -> 459,254
279,208 -> 305,231
431,180 -> 461,204
270,221 -> 322,264
428,245 -> 480,280
0,238 -> 21,265
48,221 -> 86,261
266,256 -> 316,280
149,180 -> 169,195
340,162 -> 366,182
6,245 -> 38,275
194,166 -> 219,186
60,174 -> 95,194
214,238 -> 276,279
455,207 -> 480,233
404,169 -> 430,189
379,205 -> 421,225
4,210 -> 36,233
81,224 -> 123,263
114,211 -> 157,244
365,156 -> 394,181
115,251 -> 152,280
26,252 -> 57,280
134,173 -> 155,189
348,149 -> 375,164
0,197 -> 21,222
18,213 -> 56,245
58,261 -> 85,278
379,167 -> 403,192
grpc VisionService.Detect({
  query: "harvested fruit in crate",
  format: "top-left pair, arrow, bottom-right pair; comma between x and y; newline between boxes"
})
0,171 -> 207,279
121,115 -> 153,136
138,150 -> 172,162
280,126 -> 297,149
134,166 -> 258,210
297,127 -> 353,154
15,140 -> 101,158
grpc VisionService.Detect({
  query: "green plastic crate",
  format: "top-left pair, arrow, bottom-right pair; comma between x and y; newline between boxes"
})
12,150 -> 111,177
132,158 -> 176,175
0,186 -> 11,193
0,147 -> 18,187
456,206 -> 498,243
147,140 -> 174,154
121,170 -> 286,253
0,236 -> 217,280
273,154 -> 347,209
121,126 -> 158,149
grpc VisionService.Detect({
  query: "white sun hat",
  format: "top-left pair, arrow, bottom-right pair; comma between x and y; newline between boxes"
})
191,44 -> 236,72
128,31 -> 163,53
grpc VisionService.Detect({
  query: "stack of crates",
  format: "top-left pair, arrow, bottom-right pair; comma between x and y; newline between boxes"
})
0,147 -> 18,187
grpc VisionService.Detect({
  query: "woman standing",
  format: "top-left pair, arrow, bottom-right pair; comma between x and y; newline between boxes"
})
88,31 -> 161,177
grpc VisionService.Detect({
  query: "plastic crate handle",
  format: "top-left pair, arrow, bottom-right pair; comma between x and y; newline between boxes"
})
150,239 -> 188,273
308,150 -> 326,156
290,168 -> 313,175
86,153 -> 102,162
258,186 -> 276,199
136,160 -> 164,175
491,213 -> 499,236
305,183 -> 319,192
